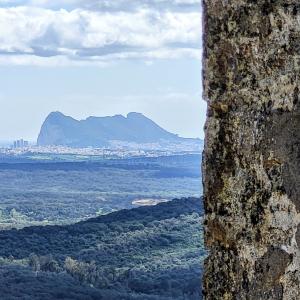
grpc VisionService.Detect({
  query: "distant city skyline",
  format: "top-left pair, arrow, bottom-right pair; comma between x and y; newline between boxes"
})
0,1 -> 204,141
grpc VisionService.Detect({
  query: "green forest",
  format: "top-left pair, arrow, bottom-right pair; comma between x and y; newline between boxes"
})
0,198 -> 204,299
0,154 -> 202,229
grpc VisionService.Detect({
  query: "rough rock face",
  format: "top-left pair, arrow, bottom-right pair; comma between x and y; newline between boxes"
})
202,1 -> 300,299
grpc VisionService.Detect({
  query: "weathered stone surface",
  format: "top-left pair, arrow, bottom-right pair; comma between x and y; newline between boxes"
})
203,1 -> 300,299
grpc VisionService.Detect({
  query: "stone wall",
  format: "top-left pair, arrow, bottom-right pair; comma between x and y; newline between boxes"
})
202,1 -> 300,299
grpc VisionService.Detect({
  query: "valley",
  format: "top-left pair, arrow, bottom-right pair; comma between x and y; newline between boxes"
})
0,129 -> 204,299
0,153 -> 202,229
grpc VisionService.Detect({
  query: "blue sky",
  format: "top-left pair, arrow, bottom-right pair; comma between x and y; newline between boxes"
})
0,0 -> 204,141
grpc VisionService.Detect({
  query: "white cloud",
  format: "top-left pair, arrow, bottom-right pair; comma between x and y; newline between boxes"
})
1,0 -> 201,10
0,3 -> 202,65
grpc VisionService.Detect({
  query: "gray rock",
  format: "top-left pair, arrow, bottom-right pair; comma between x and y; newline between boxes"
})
37,111 -> 198,147
202,1 -> 300,299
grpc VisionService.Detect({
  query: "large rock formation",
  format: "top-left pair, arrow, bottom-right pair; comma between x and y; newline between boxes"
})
37,111 -> 198,148
203,1 -> 300,299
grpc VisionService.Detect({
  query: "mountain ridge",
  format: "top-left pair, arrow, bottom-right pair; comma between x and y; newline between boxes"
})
37,111 -> 201,148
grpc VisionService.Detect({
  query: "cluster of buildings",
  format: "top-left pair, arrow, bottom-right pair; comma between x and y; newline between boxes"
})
0,139 -> 202,158
18,145 -> 172,158
0,143 -> 201,159
12,139 -> 29,149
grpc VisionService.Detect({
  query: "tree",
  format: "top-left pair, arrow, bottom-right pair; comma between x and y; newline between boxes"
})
29,253 -> 40,275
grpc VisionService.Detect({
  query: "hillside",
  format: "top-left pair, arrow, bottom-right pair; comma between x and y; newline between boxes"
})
37,112 -> 200,148
0,197 -> 204,299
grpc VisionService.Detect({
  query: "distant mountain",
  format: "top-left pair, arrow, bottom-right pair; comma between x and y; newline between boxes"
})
37,111 -> 201,148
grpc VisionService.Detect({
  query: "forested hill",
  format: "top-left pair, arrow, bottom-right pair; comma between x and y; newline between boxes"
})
83,196 -> 203,224
0,197 -> 205,300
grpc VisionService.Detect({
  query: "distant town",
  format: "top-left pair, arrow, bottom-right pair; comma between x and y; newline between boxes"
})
0,138 -> 202,159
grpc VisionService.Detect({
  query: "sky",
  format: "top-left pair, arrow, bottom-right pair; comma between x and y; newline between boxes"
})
0,0 -> 204,142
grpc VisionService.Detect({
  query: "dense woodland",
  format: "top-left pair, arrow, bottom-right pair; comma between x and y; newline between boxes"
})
0,154 -> 201,228
0,198 -> 204,299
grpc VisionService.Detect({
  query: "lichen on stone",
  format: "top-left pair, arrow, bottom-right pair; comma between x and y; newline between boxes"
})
203,1 -> 300,299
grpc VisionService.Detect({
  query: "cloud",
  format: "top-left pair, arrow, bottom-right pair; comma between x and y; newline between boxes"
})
0,2 -> 202,65
1,0 -> 201,11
